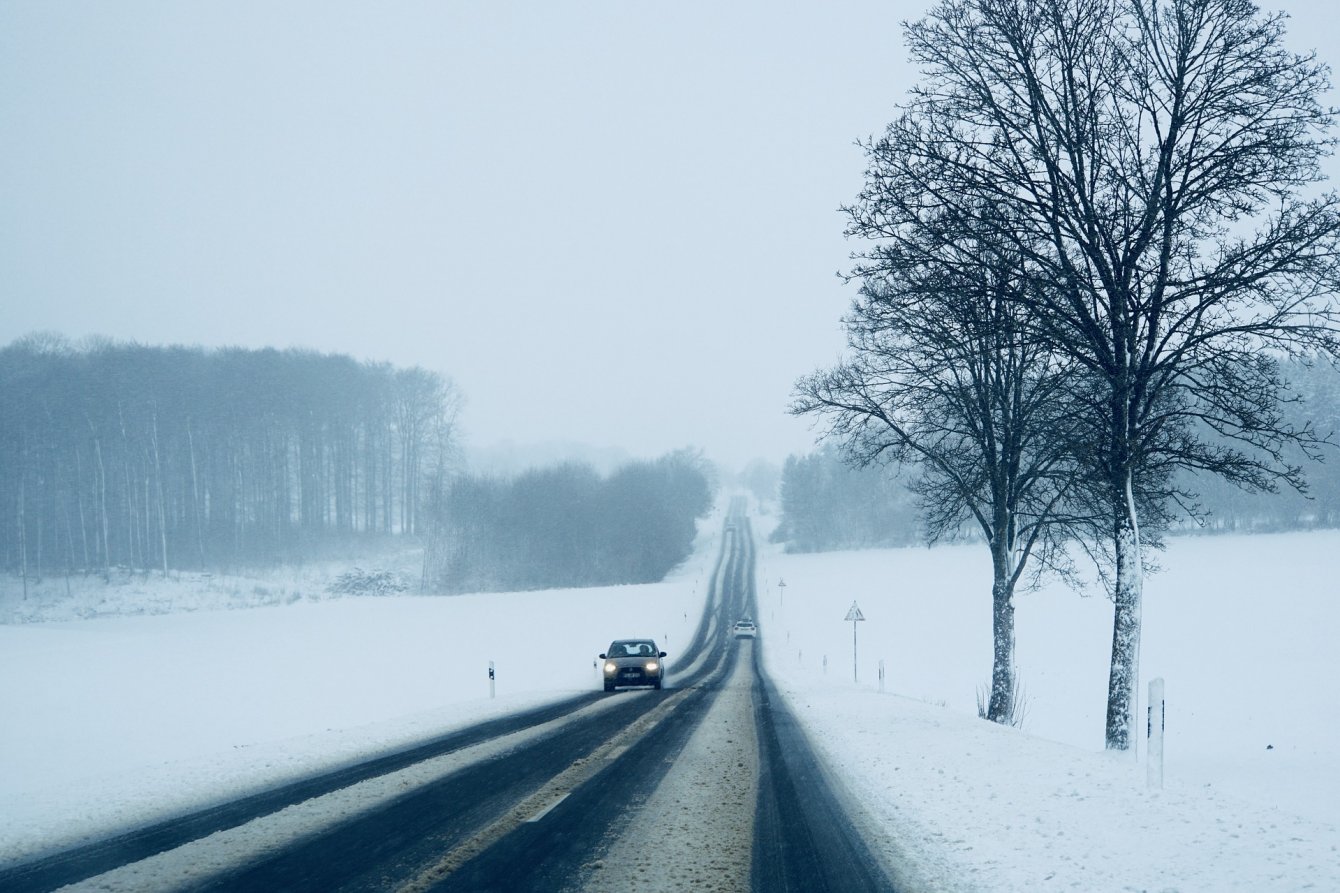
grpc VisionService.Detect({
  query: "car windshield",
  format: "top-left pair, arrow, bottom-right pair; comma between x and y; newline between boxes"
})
610,641 -> 655,657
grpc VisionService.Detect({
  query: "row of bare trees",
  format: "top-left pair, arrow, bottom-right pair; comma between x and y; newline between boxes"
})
424,451 -> 714,593
796,0 -> 1340,749
770,447 -> 919,552
780,366 -> 1340,550
1,336 -> 460,584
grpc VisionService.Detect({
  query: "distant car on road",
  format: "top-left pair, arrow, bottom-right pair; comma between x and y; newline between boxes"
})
732,618 -> 758,639
600,639 -> 667,691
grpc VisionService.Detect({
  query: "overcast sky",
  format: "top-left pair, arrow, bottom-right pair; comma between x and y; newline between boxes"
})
3,2 -> 1337,471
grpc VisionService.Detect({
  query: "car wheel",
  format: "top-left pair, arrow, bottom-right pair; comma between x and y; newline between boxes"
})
604,681 -> 615,692
653,678 -> 662,690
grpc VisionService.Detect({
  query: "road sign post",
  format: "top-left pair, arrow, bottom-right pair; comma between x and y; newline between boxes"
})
845,601 -> 866,683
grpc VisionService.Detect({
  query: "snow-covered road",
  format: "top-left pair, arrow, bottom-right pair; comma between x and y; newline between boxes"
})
579,643 -> 757,892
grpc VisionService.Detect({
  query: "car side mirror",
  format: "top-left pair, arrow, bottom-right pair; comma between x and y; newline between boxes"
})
599,653 -> 607,659
659,651 -> 667,658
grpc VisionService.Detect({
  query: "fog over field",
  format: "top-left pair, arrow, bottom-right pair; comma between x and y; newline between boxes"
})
8,3 -> 1337,470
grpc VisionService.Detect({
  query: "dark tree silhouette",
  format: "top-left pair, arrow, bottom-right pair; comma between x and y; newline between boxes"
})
0,336 -> 461,577
424,451 -> 714,593
848,0 -> 1340,748
797,203 -> 1082,724
771,448 -> 919,553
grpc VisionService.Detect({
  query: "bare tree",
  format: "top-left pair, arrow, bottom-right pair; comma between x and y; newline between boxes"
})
393,367 -> 461,536
796,206 -> 1081,724
860,0 -> 1340,748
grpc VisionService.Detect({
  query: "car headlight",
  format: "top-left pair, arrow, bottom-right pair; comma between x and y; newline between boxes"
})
604,661 -> 617,674
645,661 -> 660,673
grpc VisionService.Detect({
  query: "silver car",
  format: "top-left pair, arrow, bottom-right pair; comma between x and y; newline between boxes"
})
600,639 -> 667,691
732,618 -> 758,639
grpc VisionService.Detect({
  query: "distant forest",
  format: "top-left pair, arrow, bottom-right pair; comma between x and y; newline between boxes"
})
425,450 -> 714,593
0,335 -> 459,577
775,360 -> 1340,553
770,447 -> 920,553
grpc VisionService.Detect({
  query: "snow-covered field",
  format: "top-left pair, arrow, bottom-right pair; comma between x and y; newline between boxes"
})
758,526 -> 1340,891
2,509 -> 1337,891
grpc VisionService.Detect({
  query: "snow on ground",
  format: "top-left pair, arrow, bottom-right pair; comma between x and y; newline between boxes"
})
2,507 -> 1338,891
0,516 -> 722,867
758,524 -> 1340,891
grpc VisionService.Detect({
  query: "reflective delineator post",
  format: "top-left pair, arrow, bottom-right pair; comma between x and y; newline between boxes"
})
878,659 -> 886,693
489,660 -> 496,699
1146,677 -> 1165,789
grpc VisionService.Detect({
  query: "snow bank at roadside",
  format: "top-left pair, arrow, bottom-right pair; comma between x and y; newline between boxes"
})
758,527 -> 1340,892
764,670 -> 1340,892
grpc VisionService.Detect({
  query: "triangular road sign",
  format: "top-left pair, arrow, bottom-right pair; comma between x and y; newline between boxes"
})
844,601 -> 865,622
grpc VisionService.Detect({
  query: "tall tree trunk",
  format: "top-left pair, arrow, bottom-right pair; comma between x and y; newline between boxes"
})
233,451 -> 244,561
187,420 -> 206,570
18,471 -> 28,601
144,472 -> 153,573
406,435 -> 417,536
151,411 -> 168,575
363,425 -> 376,532
987,538 -> 1017,724
34,467 -> 44,581
383,441 -> 393,534
75,446 -> 90,570
1104,469 -> 1143,750
61,489 -> 74,595
93,436 -> 110,581
400,431 -> 409,535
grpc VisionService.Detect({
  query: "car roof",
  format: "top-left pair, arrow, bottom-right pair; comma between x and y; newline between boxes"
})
610,638 -> 657,645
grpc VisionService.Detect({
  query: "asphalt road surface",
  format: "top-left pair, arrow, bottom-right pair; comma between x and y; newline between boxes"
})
1,500 -> 898,892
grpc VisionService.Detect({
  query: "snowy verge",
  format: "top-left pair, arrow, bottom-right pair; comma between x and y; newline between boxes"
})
763,666 -> 1340,892
757,525 -> 1340,892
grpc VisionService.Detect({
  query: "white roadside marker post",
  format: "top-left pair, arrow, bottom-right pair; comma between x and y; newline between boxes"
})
1147,677 -> 1165,789
878,659 -> 886,693
489,660 -> 496,699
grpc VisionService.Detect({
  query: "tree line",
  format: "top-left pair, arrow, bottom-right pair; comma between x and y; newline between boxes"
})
0,335 -> 460,584
778,359 -> 1340,553
424,450 -> 714,593
1175,360 -> 1340,532
770,448 -> 919,552
794,0 -> 1340,748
